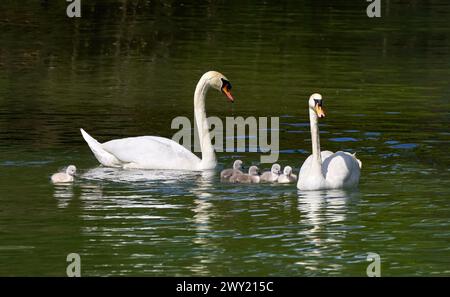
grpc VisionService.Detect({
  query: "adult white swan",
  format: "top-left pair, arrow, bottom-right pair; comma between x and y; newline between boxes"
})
297,93 -> 362,190
80,71 -> 234,170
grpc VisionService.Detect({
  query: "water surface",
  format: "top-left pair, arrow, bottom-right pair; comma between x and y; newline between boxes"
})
0,1 -> 449,276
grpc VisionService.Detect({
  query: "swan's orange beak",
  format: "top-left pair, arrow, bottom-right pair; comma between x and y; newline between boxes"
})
222,85 -> 234,103
315,104 -> 325,118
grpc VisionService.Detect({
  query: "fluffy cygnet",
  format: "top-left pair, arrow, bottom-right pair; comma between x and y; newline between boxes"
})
277,166 -> 297,184
260,163 -> 281,182
230,166 -> 260,184
220,160 -> 243,181
51,165 -> 76,184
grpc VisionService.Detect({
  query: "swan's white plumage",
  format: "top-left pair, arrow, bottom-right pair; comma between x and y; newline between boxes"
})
297,93 -> 362,190
298,151 -> 361,190
322,151 -> 361,188
102,136 -> 202,170
81,129 -> 202,169
298,150 -> 333,178
80,71 -> 232,171
81,130 -> 204,170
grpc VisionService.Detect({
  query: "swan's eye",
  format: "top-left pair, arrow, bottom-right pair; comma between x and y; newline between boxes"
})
314,99 -> 323,107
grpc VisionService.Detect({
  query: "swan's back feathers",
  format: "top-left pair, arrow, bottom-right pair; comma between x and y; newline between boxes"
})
102,136 -> 201,170
298,150 -> 360,190
81,129 -> 202,170
322,151 -> 361,188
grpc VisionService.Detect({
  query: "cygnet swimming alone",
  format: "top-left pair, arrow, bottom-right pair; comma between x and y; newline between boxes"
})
51,165 -> 77,184
260,163 -> 281,182
277,166 -> 297,184
220,160 -> 243,181
229,166 -> 260,184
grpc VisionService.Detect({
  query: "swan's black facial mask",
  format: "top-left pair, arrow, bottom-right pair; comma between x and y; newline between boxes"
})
221,78 -> 234,102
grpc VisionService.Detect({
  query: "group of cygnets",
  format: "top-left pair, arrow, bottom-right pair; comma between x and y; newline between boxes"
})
220,160 -> 297,184
50,161 -> 296,185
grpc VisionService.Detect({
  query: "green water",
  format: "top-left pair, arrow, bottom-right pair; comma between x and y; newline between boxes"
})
0,1 -> 449,276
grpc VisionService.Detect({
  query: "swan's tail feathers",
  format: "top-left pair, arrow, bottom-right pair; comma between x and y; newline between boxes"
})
80,128 -> 121,167
351,152 -> 362,169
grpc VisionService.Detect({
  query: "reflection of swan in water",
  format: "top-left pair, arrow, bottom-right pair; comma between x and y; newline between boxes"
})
295,189 -> 352,273
298,189 -> 350,227
188,170 -> 218,275
78,181 -> 180,215
190,170 -> 215,232
78,183 -> 104,203
191,170 -> 215,197
74,171 -> 215,275
81,167 -> 201,184
53,185 -> 75,208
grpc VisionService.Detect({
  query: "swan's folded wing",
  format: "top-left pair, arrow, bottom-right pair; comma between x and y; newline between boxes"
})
323,151 -> 361,187
102,136 -> 201,170
321,150 -> 334,161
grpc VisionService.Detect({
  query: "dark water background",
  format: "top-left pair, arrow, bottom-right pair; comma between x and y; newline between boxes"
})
0,0 -> 449,276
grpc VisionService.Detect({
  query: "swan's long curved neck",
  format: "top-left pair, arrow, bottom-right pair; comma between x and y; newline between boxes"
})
194,76 -> 216,169
309,108 -> 323,175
